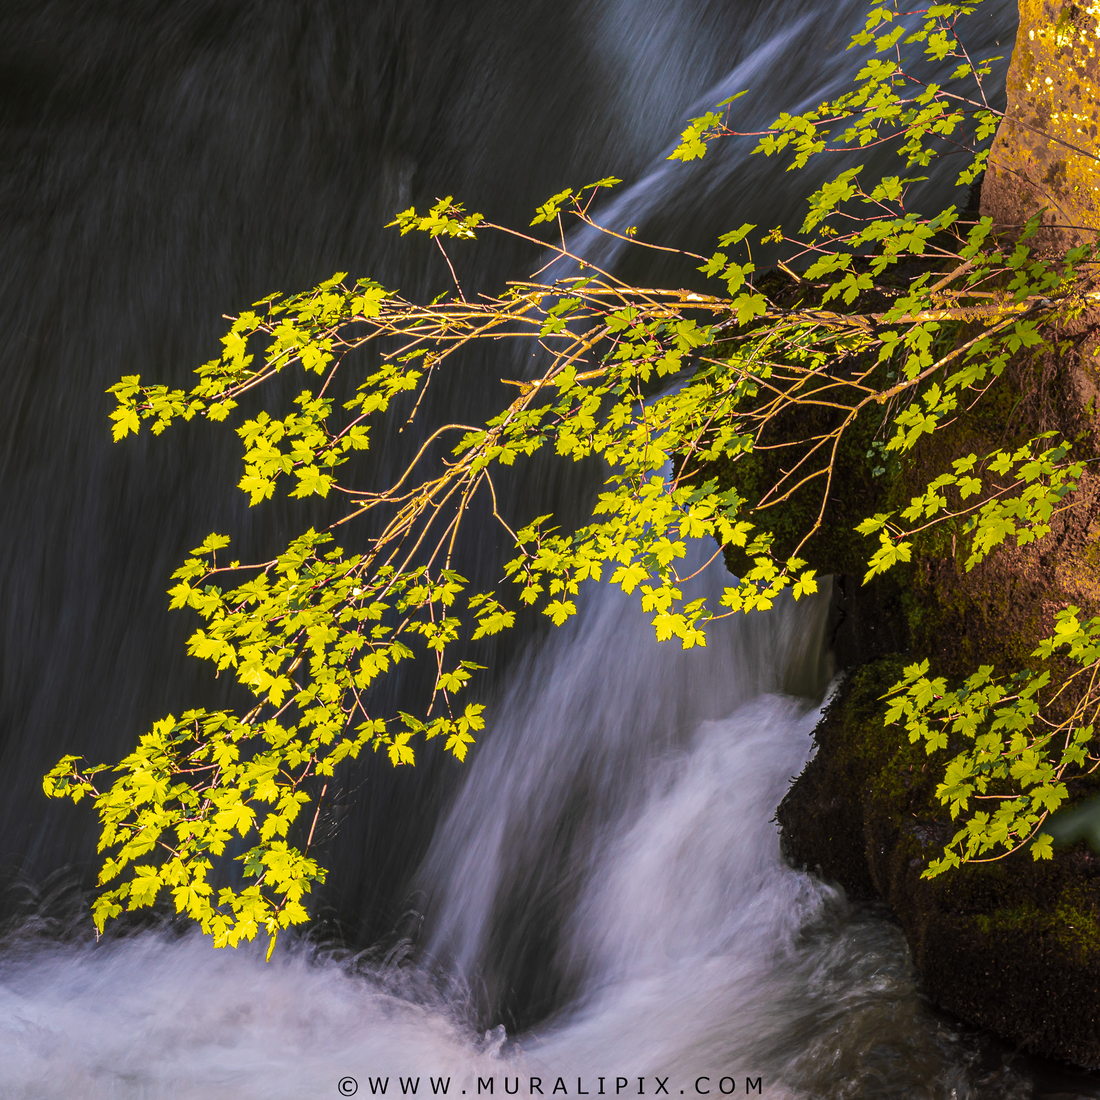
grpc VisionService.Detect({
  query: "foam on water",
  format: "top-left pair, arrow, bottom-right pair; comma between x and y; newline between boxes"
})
0,581 -> 1031,1097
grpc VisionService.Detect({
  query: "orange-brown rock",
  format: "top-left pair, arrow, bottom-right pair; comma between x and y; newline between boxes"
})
983,0 -> 1100,258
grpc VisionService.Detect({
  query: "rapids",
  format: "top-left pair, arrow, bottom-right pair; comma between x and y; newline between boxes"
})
5,1 -> 1081,1096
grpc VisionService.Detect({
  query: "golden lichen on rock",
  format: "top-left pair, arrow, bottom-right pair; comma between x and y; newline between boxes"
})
983,0 -> 1100,256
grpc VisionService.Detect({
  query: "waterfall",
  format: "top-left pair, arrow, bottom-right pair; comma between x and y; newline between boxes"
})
0,581 -> 1033,1096
417,558 -> 832,1026
0,1 -> 1063,1096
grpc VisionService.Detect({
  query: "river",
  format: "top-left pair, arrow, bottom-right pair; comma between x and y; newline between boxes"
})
4,1 -> 1092,1096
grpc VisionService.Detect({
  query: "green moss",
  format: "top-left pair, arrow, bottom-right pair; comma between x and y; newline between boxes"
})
835,660 -> 924,803
778,656 -> 941,897
973,898 -> 1100,964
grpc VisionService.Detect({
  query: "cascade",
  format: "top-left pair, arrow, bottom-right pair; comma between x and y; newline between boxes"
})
0,2 -> 1062,1096
0,578 -> 1032,1096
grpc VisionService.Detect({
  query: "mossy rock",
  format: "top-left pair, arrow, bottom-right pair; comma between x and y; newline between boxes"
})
777,658 -> 927,900
747,8 -> 1100,1057
780,657 -> 1100,1067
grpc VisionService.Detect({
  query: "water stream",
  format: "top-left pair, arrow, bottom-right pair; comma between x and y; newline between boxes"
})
4,1 -> 1090,1096
0,581 -> 1034,1097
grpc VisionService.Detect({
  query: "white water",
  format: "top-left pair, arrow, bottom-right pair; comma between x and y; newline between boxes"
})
1,581 -> 827,1096
0,577 -> 1034,1097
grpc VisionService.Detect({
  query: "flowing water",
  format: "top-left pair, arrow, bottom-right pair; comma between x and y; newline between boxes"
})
4,1 -> 1093,1096
0,580 -> 1037,1098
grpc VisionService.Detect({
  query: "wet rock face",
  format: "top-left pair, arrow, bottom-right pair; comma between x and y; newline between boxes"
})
983,0 -> 1100,255
778,664 -> 1100,1068
780,0 -> 1100,1070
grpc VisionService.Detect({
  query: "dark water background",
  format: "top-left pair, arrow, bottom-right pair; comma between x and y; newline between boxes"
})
0,0 -> 864,924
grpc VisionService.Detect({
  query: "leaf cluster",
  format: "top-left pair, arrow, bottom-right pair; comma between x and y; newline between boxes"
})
885,606 -> 1100,876
47,0 -> 1100,950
